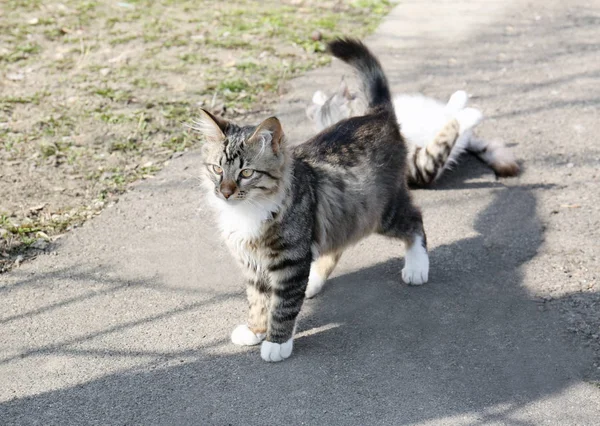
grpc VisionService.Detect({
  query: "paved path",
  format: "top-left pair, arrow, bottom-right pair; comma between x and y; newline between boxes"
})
2,0 -> 600,424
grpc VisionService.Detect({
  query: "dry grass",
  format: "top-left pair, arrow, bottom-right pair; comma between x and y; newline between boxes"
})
0,0 -> 393,271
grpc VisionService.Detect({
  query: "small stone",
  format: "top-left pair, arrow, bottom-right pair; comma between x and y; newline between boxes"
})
311,31 -> 322,41
28,17 -> 39,25
100,68 -> 111,76
29,203 -> 46,213
14,255 -> 24,266
6,73 -> 25,81
566,162 -> 574,168
35,231 -> 50,240
31,239 -> 49,250
542,295 -> 553,301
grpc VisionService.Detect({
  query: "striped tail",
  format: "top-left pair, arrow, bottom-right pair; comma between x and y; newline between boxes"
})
327,38 -> 392,112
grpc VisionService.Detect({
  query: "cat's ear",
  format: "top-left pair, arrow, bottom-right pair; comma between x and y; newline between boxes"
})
194,109 -> 229,143
247,117 -> 284,154
338,79 -> 352,100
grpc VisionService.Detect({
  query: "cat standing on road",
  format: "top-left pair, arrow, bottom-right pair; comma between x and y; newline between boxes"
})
195,39 -> 429,362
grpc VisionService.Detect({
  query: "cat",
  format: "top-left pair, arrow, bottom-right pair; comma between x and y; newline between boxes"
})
195,38 -> 429,362
307,82 -> 520,185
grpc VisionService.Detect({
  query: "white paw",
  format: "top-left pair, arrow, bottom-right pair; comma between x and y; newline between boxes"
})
260,338 -> 294,362
455,107 -> 483,133
305,268 -> 326,299
402,265 -> 429,285
231,325 -> 265,346
402,235 -> 429,286
446,90 -> 468,111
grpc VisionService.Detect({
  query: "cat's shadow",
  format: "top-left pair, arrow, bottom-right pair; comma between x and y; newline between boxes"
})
293,183 -> 593,422
1,180 -> 596,426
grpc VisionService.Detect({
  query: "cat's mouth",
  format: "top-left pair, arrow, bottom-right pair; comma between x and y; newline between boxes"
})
214,190 -> 248,203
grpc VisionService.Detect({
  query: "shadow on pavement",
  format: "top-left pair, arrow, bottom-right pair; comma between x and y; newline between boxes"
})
2,182 -> 597,425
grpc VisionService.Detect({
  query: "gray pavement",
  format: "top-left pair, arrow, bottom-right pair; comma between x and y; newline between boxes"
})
2,0 -> 600,424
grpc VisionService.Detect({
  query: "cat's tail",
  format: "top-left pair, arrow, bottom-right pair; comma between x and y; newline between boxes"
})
327,38 -> 392,112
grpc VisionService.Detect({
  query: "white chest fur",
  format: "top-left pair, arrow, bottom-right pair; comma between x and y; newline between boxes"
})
209,196 -> 282,268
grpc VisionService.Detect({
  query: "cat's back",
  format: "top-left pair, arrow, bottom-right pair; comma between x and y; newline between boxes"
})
294,108 -> 402,167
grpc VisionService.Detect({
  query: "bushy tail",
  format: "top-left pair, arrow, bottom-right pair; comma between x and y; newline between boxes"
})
327,38 -> 392,111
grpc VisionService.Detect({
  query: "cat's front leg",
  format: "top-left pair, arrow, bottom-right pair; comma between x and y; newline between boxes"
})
261,257 -> 311,362
409,119 -> 459,186
231,274 -> 269,346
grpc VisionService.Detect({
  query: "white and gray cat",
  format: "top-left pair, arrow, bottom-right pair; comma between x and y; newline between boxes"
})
307,82 -> 520,185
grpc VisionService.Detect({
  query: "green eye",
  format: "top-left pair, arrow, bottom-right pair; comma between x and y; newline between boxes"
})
212,165 -> 223,175
240,169 -> 254,178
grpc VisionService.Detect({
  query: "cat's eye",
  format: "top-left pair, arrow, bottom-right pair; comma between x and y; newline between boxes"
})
212,165 -> 223,175
240,169 -> 254,179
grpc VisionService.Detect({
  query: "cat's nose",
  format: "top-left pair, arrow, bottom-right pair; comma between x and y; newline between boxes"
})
220,182 -> 237,199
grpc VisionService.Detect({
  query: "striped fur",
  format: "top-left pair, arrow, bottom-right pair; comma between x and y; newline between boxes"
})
197,39 -> 428,362
409,119 -> 460,186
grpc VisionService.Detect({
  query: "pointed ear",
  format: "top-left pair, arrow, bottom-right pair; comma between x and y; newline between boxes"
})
194,109 -> 228,143
247,117 -> 284,154
338,79 -> 352,100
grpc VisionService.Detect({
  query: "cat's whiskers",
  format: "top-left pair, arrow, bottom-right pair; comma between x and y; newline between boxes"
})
183,172 -> 204,185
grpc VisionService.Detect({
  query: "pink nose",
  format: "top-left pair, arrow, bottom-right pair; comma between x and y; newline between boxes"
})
221,188 -> 233,199
220,183 -> 236,199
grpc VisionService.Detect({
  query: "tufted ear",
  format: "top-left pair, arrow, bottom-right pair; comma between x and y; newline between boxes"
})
247,116 -> 284,154
338,78 -> 353,100
194,109 -> 229,143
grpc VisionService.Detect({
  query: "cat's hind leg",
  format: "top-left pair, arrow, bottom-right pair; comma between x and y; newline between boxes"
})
379,197 -> 429,285
401,233 -> 429,285
305,251 -> 343,298
467,136 -> 520,177
409,118 -> 460,186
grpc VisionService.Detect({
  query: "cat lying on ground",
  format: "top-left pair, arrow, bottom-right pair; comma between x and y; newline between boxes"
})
307,82 -> 520,185
194,39 -> 429,362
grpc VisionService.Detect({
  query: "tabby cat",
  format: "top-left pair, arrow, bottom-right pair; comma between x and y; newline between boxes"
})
307,82 -> 520,185
196,39 -> 428,362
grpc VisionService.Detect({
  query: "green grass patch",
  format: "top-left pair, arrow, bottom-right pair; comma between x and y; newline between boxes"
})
0,0 -> 393,271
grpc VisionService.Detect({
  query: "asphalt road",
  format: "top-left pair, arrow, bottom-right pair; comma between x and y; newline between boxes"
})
2,0 -> 600,424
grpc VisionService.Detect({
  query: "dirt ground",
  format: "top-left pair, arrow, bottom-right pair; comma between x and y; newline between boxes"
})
0,0 -> 392,271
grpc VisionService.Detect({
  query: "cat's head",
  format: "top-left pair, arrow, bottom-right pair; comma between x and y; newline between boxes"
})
194,109 -> 289,205
305,80 -> 364,131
